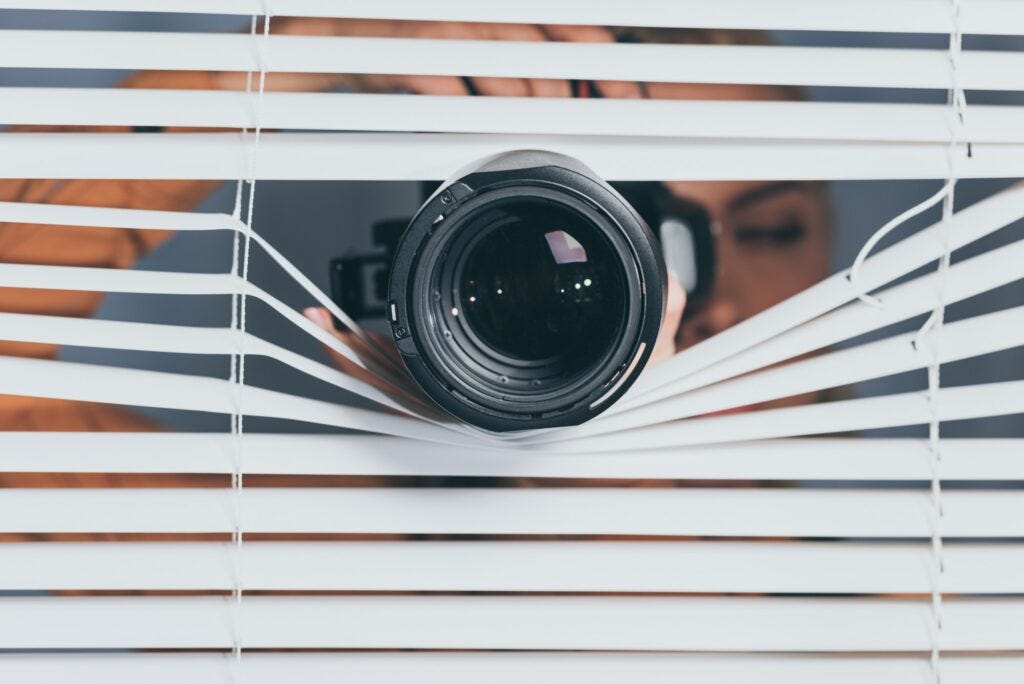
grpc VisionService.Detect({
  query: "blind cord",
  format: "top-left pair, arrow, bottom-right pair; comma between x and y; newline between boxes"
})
846,180 -> 953,308
231,7 -> 271,677
216,13 -> 416,403
921,2 -> 965,681
228,15 -> 258,389
844,2 -> 965,678
845,2 -> 967,307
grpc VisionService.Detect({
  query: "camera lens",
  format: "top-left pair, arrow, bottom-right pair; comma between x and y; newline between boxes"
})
389,150 -> 665,432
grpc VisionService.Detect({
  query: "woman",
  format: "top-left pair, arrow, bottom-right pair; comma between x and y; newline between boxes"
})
0,19 -> 832,430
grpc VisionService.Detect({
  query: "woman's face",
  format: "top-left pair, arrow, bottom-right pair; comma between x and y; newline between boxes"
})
664,178 -> 831,353
646,82 -> 832,346
646,82 -> 832,407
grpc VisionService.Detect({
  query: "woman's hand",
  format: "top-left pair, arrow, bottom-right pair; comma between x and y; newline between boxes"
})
218,18 -> 643,99
301,306 -> 426,405
649,274 -> 686,365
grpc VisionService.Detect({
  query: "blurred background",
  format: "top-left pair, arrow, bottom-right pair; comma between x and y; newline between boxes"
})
2,9 -> 1022,436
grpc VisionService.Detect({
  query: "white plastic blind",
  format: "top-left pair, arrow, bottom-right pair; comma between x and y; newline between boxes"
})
1,2 -> 1023,682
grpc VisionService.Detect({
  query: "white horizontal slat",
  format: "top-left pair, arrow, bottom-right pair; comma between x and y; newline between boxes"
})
556,304 -> 1024,439
619,183 -> 1024,408
0,199 -> 238,232
0,313 -> 410,413
7,0 -> 1024,36
558,379 -> 1024,451
5,89 -> 1024,144
605,237 -> 1024,419
0,261 -> 240,296
0,355 -> 471,444
1,433 -> 1023,481
2,487 -> 1022,536
2,653 -> 1023,684
2,595 -> 1023,650
0,133 -> 1016,181
2,541 -> 1022,593
3,32 -> 1024,91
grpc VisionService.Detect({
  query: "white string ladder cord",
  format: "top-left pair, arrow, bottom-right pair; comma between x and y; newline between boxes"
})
918,3 -> 965,681
228,14 -> 258,385
846,4 -> 964,679
230,8 -> 271,678
846,7 -> 964,308
219,19 -> 411,397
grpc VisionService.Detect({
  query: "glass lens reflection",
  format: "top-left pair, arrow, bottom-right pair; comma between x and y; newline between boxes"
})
459,200 -> 625,372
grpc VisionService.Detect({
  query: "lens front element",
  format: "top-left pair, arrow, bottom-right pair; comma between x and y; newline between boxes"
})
458,198 -> 626,380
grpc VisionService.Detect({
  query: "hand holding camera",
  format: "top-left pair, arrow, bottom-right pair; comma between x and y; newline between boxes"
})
223,18 -> 643,99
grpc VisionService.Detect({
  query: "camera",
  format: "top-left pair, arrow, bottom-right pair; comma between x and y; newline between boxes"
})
331,150 -> 713,432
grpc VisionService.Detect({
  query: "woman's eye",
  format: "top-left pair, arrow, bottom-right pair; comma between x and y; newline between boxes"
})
733,222 -> 806,247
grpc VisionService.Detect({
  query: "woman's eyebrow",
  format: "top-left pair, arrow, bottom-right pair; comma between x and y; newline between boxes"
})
726,181 -> 812,214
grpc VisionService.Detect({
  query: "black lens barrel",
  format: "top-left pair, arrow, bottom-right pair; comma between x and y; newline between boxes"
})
388,150 -> 665,432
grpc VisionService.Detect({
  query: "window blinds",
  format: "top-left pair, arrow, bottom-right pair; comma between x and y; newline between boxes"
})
1,3 -> 1023,683
3,0 -> 1024,34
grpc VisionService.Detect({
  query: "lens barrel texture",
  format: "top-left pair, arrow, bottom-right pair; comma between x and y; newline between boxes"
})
388,150 -> 665,432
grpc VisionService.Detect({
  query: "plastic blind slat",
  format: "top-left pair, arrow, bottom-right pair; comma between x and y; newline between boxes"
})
2,32 -> 1023,91
3,487 -> 1023,536
3,541 -> 1023,593
3,90 -> 1023,143
1,133 -> 1017,181
4,0 -> 1024,35
1,652 -> 1021,684
2,596 -> 1023,650
1,433 -> 1022,480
